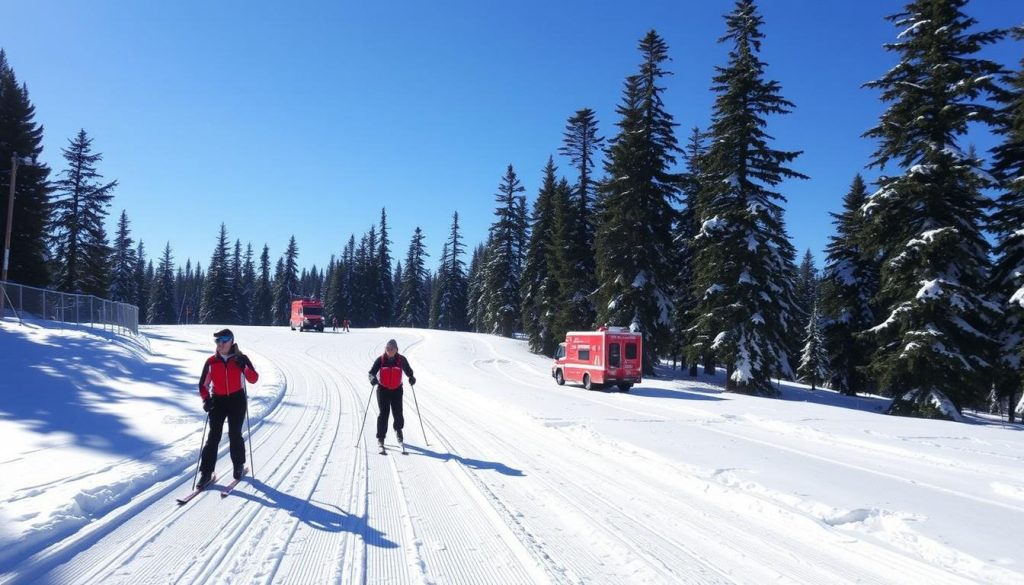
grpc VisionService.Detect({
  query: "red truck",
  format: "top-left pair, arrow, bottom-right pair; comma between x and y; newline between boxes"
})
552,326 -> 642,392
289,299 -> 324,332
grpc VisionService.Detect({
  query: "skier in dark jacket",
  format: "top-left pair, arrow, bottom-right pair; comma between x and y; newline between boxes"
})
368,338 -> 415,449
197,328 -> 258,486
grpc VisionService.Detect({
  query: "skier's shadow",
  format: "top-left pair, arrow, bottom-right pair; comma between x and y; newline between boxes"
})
405,444 -> 524,476
232,478 -> 398,548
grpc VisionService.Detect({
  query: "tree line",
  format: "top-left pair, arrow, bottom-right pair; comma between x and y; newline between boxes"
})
2,0 -> 1022,421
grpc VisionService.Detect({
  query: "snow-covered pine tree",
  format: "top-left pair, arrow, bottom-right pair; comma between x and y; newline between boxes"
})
676,127 -> 706,376
522,157 -> 560,355
272,236 -> 300,326
989,26 -> 1024,422
797,301 -> 829,390
791,250 -> 818,370
861,0 -> 1003,419
230,240 -> 244,323
109,210 -> 137,304
148,243 -> 177,324
466,244 -> 487,333
398,227 -> 430,328
594,30 -> 681,375
199,224 -> 234,324
483,165 -> 528,337
820,175 -> 879,396
556,109 -> 604,333
51,129 -> 117,297
688,1 -> 806,396
0,50 -> 51,288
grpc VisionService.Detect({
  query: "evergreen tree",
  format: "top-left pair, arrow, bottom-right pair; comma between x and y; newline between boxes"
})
675,127 -> 707,375
595,30 -> 681,374
466,244 -> 487,332
556,108 -> 604,332
377,209 -> 395,326
431,212 -> 468,331
254,245 -> 273,326
398,227 -> 429,327
861,0 -> 1003,418
483,165 -> 528,337
240,243 -> 256,325
133,241 -> 150,324
109,210 -> 137,304
687,2 -> 806,395
820,175 -> 879,395
522,157 -> 560,355
989,26 -> 1024,421
199,224 -> 234,324
797,301 -> 829,390
50,129 -> 117,296
273,236 -> 300,325
0,50 -> 51,288
147,243 -> 177,324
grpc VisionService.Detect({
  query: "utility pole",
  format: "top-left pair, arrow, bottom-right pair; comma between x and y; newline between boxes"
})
1,153 -> 21,318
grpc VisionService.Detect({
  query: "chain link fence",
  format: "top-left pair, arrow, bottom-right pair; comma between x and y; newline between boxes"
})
0,281 -> 139,336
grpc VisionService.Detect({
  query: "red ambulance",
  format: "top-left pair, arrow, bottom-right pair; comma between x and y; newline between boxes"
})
551,326 -> 642,392
289,299 -> 325,332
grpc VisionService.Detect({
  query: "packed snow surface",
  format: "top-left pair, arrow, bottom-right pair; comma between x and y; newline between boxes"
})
2,321 -> 1023,584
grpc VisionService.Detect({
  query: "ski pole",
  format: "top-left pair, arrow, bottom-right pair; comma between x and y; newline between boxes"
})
410,382 -> 429,446
244,385 -> 255,480
355,384 -> 377,448
192,413 -> 209,489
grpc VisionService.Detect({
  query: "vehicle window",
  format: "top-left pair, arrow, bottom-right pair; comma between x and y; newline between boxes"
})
579,349 -> 590,361
555,346 -> 565,359
625,343 -> 637,359
609,343 -> 620,367
303,306 -> 323,316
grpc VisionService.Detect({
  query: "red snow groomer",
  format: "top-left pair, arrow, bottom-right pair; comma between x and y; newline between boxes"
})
289,298 -> 324,332
552,326 -> 642,392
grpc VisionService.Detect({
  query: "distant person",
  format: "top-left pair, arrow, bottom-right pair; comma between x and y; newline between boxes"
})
343,318 -> 350,332
368,338 -> 415,450
197,328 -> 258,486
331,316 -> 338,332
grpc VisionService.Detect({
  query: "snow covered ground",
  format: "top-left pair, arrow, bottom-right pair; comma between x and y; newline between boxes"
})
1,320 -> 1023,584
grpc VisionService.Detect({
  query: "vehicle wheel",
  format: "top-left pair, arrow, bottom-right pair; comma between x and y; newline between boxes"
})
618,383 -> 633,392
555,370 -> 565,386
583,374 -> 593,390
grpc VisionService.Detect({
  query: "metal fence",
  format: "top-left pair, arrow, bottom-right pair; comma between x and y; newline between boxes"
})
0,281 -> 139,335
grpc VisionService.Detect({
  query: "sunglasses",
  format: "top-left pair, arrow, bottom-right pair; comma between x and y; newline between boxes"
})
215,336 -> 233,344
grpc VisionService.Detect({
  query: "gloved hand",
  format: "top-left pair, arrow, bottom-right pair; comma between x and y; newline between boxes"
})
368,374 -> 378,386
408,375 -> 416,386
203,398 -> 214,413
234,354 -> 248,369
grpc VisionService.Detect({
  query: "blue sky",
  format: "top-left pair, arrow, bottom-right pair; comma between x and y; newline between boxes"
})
3,1 -> 1022,275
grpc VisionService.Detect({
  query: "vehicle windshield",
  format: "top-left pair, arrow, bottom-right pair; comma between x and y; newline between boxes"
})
302,306 -> 323,316
555,345 -> 565,359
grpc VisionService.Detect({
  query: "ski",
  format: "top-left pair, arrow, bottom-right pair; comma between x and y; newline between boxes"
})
399,442 -> 407,455
177,474 -> 216,505
221,467 -> 248,498
379,446 -> 387,455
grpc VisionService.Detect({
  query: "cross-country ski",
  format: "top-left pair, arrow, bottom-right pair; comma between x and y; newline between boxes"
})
220,467 -> 248,498
176,474 -> 216,506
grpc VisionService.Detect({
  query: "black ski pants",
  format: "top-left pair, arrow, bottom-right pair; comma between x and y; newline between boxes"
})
376,387 -> 404,440
201,391 -> 247,475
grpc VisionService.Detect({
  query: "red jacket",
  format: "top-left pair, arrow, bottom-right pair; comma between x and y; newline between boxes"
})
198,354 -> 259,400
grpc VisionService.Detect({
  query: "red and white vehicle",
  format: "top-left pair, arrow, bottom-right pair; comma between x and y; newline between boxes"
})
551,326 -> 642,392
289,299 -> 324,332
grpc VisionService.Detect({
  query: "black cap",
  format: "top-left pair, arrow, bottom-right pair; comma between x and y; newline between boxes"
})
214,328 -> 234,339
386,338 -> 398,349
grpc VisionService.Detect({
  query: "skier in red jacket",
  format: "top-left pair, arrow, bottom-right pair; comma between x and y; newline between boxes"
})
197,329 -> 259,486
368,338 -> 415,449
